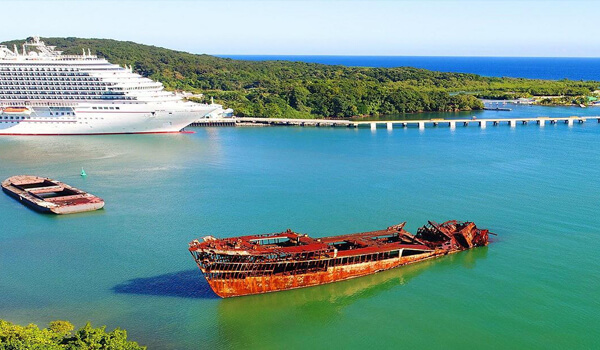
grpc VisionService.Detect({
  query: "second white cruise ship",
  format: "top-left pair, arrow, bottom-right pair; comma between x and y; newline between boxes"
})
0,37 -> 221,135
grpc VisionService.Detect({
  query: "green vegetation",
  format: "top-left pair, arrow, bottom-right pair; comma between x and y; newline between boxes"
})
3,37 -> 599,118
0,319 -> 145,350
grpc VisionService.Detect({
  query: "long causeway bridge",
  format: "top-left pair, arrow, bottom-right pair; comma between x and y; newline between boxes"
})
191,116 -> 600,129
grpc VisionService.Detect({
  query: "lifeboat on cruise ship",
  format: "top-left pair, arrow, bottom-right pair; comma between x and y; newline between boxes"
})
1,107 -> 31,115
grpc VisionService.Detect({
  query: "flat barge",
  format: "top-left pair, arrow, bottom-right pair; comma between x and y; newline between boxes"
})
189,220 -> 490,297
2,175 -> 104,214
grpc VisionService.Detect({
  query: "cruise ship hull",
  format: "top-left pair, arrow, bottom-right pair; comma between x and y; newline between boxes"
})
1,37 -> 225,135
0,104 -> 217,135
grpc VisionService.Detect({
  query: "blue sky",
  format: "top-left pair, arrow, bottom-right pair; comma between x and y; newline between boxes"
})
2,0 -> 597,57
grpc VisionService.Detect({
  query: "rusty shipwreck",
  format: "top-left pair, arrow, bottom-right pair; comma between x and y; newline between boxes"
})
2,175 -> 104,214
189,220 -> 491,297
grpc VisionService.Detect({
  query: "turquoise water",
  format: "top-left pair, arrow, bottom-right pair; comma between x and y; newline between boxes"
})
1,105 -> 600,349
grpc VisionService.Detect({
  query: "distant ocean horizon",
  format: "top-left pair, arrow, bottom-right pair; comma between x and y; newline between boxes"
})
218,55 -> 600,81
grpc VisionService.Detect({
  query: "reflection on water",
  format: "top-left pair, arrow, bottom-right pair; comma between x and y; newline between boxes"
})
0,134 -> 198,164
212,248 -> 488,348
0,131 -> 229,183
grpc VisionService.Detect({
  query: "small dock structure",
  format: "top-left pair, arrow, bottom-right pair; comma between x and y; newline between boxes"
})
236,117 -> 352,127
483,107 -> 512,111
189,119 -> 236,127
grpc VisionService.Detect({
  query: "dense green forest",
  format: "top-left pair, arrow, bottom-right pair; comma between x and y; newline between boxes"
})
3,37 -> 599,118
0,319 -> 145,349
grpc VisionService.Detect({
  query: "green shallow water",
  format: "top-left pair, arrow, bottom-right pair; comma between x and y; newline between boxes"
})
1,106 -> 599,349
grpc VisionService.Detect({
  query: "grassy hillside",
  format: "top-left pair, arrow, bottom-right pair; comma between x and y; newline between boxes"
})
3,37 -> 598,118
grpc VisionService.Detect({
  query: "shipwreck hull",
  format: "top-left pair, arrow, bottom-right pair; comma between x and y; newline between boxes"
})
190,220 -> 491,297
203,250 -> 444,298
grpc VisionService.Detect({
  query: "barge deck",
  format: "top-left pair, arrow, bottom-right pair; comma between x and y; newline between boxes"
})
2,175 -> 104,214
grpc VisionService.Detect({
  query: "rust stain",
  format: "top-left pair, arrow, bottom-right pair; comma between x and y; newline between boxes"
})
189,220 -> 492,298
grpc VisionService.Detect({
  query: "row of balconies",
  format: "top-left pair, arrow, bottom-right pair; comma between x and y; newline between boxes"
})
1,87 -> 108,92
0,95 -> 134,100
0,73 -> 100,81
0,81 -> 109,87
0,71 -> 91,77
0,86 -> 109,91
1,91 -> 113,96
0,64 -> 107,72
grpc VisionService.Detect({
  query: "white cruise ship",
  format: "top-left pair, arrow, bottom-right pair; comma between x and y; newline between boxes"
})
0,37 -> 221,135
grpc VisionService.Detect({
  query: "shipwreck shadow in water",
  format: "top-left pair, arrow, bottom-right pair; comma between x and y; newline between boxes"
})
113,269 -> 219,299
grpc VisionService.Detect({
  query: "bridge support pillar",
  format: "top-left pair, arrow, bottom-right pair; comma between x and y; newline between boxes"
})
418,122 -> 425,130
568,119 -> 574,126
387,122 -> 393,130
539,119 -> 545,127
479,121 -> 486,129
370,123 -> 376,131
509,120 -> 516,127
449,121 -> 456,129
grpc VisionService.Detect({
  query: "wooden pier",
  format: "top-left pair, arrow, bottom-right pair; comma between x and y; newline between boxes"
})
235,117 -> 351,127
189,119 -> 236,127
189,116 -> 600,130
483,107 -> 512,111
